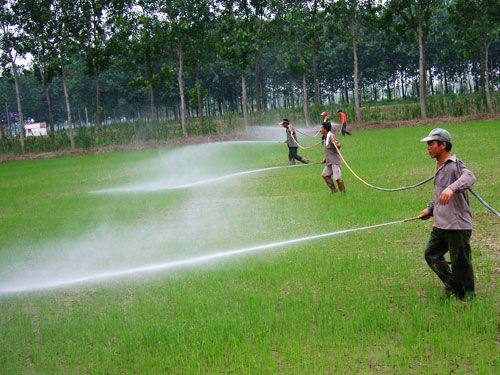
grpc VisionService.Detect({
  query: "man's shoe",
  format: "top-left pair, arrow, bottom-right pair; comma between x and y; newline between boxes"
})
444,283 -> 454,295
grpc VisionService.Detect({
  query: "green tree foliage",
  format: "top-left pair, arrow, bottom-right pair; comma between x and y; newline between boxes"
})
0,0 -> 26,152
449,0 -> 500,113
0,0 -> 498,150
385,0 -> 442,118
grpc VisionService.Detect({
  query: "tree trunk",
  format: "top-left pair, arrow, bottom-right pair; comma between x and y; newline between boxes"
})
429,69 -> 434,95
262,84 -> 267,110
241,70 -> 249,132
343,77 -> 349,103
61,63 -> 74,149
43,70 -> 55,140
148,82 -> 156,120
10,59 -> 25,153
443,69 -> 449,94
229,6 -> 248,132
5,102 -> 10,136
178,45 -> 187,137
400,70 -> 406,99
417,16 -> 427,118
195,62 -> 204,129
95,70 -> 101,130
479,36 -> 493,113
2,22 -> 24,150
146,60 -> 157,121
312,36 -> 320,106
255,49 -> 261,114
302,72 -> 311,127
386,79 -> 392,100
349,19 -> 361,123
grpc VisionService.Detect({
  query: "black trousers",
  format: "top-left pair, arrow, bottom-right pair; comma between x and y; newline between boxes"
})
424,227 -> 474,297
288,147 -> 303,161
341,123 -> 351,136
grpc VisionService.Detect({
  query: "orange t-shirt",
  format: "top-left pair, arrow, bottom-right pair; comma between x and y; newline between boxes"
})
339,112 -> 347,124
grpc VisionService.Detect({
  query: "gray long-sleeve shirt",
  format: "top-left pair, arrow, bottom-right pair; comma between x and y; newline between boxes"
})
427,155 -> 476,230
285,126 -> 298,147
324,132 -> 341,165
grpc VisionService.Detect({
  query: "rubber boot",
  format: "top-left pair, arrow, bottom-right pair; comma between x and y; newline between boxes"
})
323,176 -> 337,194
337,179 -> 346,193
300,156 -> 310,164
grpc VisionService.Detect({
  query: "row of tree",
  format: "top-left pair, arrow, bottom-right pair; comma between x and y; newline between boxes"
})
1,0 -> 499,153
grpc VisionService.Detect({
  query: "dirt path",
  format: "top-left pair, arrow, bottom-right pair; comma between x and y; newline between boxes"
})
2,113 -> 499,163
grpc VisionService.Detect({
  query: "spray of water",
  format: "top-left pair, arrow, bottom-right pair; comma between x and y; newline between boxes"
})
89,140 -> 279,193
0,219 -> 405,294
91,163 -> 312,193
90,128 -> 320,194
0,127 -> 330,295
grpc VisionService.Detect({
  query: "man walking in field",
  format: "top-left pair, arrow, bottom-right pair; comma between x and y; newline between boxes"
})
337,110 -> 351,136
320,121 -> 345,194
281,119 -> 309,165
418,128 -> 476,299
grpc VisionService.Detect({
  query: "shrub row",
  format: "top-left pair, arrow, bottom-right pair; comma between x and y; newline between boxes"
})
1,93 -> 498,155
0,114 -> 241,155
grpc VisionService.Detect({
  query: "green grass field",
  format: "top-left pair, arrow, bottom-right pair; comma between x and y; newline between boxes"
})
0,120 -> 499,374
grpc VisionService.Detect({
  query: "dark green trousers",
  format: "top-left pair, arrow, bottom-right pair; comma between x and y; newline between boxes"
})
424,227 -> 474,298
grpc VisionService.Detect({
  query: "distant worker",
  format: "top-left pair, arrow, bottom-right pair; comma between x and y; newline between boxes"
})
281,119 -> 309,165
418,128 -> 476,300
320,121 -> 345,194
337,109 -> 351,136
320,111 -> 333,131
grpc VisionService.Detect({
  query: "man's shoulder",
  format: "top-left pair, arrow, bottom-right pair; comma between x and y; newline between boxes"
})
444,155 -> 469,169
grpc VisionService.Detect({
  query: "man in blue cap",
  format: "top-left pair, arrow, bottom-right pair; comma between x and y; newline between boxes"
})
418,128 -> 476,299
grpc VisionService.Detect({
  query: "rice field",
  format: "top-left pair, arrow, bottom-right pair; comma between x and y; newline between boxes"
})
0,120 -> 499,374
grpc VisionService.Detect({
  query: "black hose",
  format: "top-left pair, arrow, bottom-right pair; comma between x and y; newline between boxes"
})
456,158 -> 499,218
468,188 -> 500,218
367,175 -> 435,192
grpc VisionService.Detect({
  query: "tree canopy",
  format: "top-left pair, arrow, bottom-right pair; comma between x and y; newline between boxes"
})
0,0 -> 498,137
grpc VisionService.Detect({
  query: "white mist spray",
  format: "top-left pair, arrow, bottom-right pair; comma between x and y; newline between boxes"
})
0,128 -> 326,295
0,220 -> 406,294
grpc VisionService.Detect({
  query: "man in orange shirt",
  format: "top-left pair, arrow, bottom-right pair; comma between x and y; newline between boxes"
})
337,110 -> 351,136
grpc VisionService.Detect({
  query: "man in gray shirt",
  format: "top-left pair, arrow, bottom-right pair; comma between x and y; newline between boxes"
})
281,119 -> 309,165
418,128 -> 476,299
320,121 -> 345,193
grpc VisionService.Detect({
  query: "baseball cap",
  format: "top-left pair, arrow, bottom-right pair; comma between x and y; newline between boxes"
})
420,128 -> 451,143
321,112 -> 327,117
281,118 -> 289,124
